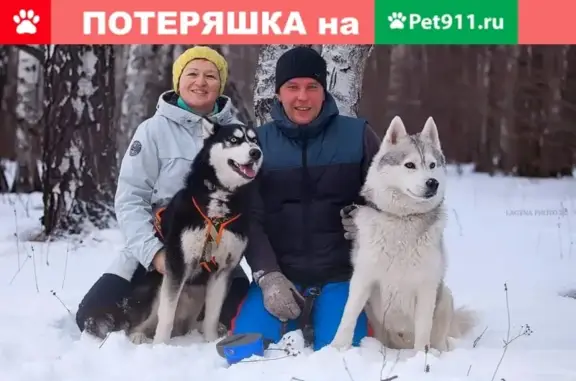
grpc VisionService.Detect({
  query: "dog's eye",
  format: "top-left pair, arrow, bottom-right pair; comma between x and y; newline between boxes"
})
429,163 -> 436,169
404,162 -> 415,169
229,137 -> 237,143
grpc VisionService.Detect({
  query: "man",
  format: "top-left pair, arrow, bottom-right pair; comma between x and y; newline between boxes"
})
231,46 -> 381,350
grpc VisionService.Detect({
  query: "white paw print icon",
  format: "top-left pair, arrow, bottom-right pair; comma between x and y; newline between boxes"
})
13,9 -> 40,35
388,12 -> 407,30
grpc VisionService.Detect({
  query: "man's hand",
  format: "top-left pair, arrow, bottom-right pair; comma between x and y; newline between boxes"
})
258,271 -> 304,321
152,248 -> 166,274
340,204 -> 359,240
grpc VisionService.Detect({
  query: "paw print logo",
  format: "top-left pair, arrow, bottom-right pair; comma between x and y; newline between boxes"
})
388,12 -> 407,30
13,9 -> 40,35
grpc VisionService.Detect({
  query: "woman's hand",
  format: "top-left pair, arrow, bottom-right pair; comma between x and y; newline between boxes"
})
152,249 -> 166,274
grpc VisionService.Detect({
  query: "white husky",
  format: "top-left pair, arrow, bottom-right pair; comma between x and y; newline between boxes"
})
330,116 -> 476,352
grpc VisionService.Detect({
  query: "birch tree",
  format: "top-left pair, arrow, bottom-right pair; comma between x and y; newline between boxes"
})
113,45 -> 129,157
118,45 -> 173,156
14,47 -> 43,192
321,45 -> 373,117
41,45 -> 117,236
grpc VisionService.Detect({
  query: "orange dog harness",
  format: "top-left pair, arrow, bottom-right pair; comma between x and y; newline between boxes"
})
153,197 -> 241,273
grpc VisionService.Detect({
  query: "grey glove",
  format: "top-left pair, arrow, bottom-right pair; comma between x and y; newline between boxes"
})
258,271 -> 304,321
340,204 -> 359,240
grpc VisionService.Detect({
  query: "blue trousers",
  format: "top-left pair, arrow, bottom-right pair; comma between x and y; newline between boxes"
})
231,280 -> 368,351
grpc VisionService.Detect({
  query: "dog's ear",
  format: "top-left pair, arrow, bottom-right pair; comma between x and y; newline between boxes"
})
383,116 -> 407,147
421,117 -> 441,150
201,116 -> 220,139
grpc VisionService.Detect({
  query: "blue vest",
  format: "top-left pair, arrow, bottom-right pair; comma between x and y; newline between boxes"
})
253,94 -> 368,285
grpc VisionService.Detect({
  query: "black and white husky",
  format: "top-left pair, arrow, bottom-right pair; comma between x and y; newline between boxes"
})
125,117 -> 263,345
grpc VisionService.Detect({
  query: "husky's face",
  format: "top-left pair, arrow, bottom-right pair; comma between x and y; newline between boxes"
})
362,116 -> 446,214
202,118 -> 263,190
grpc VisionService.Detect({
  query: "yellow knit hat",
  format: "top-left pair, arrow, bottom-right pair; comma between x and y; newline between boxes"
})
172,46 -> 228,95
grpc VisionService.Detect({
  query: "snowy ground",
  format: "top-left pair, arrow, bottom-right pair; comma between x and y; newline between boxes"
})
1,165 -> 575,381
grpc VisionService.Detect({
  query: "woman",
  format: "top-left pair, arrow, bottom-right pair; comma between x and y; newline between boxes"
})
75,46 -> 250,341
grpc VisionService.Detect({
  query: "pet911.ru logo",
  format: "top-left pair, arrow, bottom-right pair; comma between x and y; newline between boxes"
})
388,12 -> 504,31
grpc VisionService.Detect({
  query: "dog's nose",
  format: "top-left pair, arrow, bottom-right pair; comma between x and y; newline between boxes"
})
426,178 -> 439,191
249,148 -> 262,160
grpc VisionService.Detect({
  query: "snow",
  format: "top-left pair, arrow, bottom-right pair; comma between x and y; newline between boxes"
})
1,164 -> 575,381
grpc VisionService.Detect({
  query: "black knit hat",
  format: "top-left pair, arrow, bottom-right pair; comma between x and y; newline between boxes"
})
275,46 -> 327,93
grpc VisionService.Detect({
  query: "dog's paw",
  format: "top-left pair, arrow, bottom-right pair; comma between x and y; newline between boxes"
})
217,323 -> 229,337
152,329 -> 172,345
203,324 -> 226,343
330,342 -> 351,352
434,337 -> 454,352
329,335 -> 352,352
128,332 -> 149,345
340,204 -> 359,218
201,321 -> 227,342
203,330 -> 219,342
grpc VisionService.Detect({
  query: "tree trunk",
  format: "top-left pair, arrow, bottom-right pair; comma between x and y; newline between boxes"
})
476,46 -> 507,174
210,45 -> 255,125
536,46 -> 571,177
560,46 -> 576,174
221,45 -> 261,122
113,45 -> 129,160
496,46 -> 519,174
509,46 -> 537,176
0,47 -> 18,192
384,46 -> 426,131
321,44 -> 373,117
41,45 -> 117,237
118,45 -> 173,157
13,47 -> 44,193
359,45 -> 391,137
253,45 -> 309,125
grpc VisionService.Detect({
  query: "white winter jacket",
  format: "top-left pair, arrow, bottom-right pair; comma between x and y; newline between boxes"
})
106,90 -> 243,280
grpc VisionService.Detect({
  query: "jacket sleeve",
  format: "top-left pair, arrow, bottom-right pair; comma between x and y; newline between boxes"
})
244,178 -> 281,282
114,120 -> 164,270
361,122 -> 381,184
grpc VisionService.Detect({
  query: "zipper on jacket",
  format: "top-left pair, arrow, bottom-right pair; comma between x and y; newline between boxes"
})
300,135 -> 312,273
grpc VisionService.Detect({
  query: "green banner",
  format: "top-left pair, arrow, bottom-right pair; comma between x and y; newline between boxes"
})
374,0 -> 518,44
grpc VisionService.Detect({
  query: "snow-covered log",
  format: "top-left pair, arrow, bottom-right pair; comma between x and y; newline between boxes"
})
41,45 -> 117,236
321,44 -> 373,117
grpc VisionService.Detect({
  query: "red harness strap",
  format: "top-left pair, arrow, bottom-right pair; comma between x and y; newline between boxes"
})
152,198 -> 241,274
191,197 -> 241,273
153,207 -> 166,241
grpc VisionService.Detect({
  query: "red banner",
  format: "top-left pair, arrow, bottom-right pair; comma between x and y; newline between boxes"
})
0,0 -> 374,44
